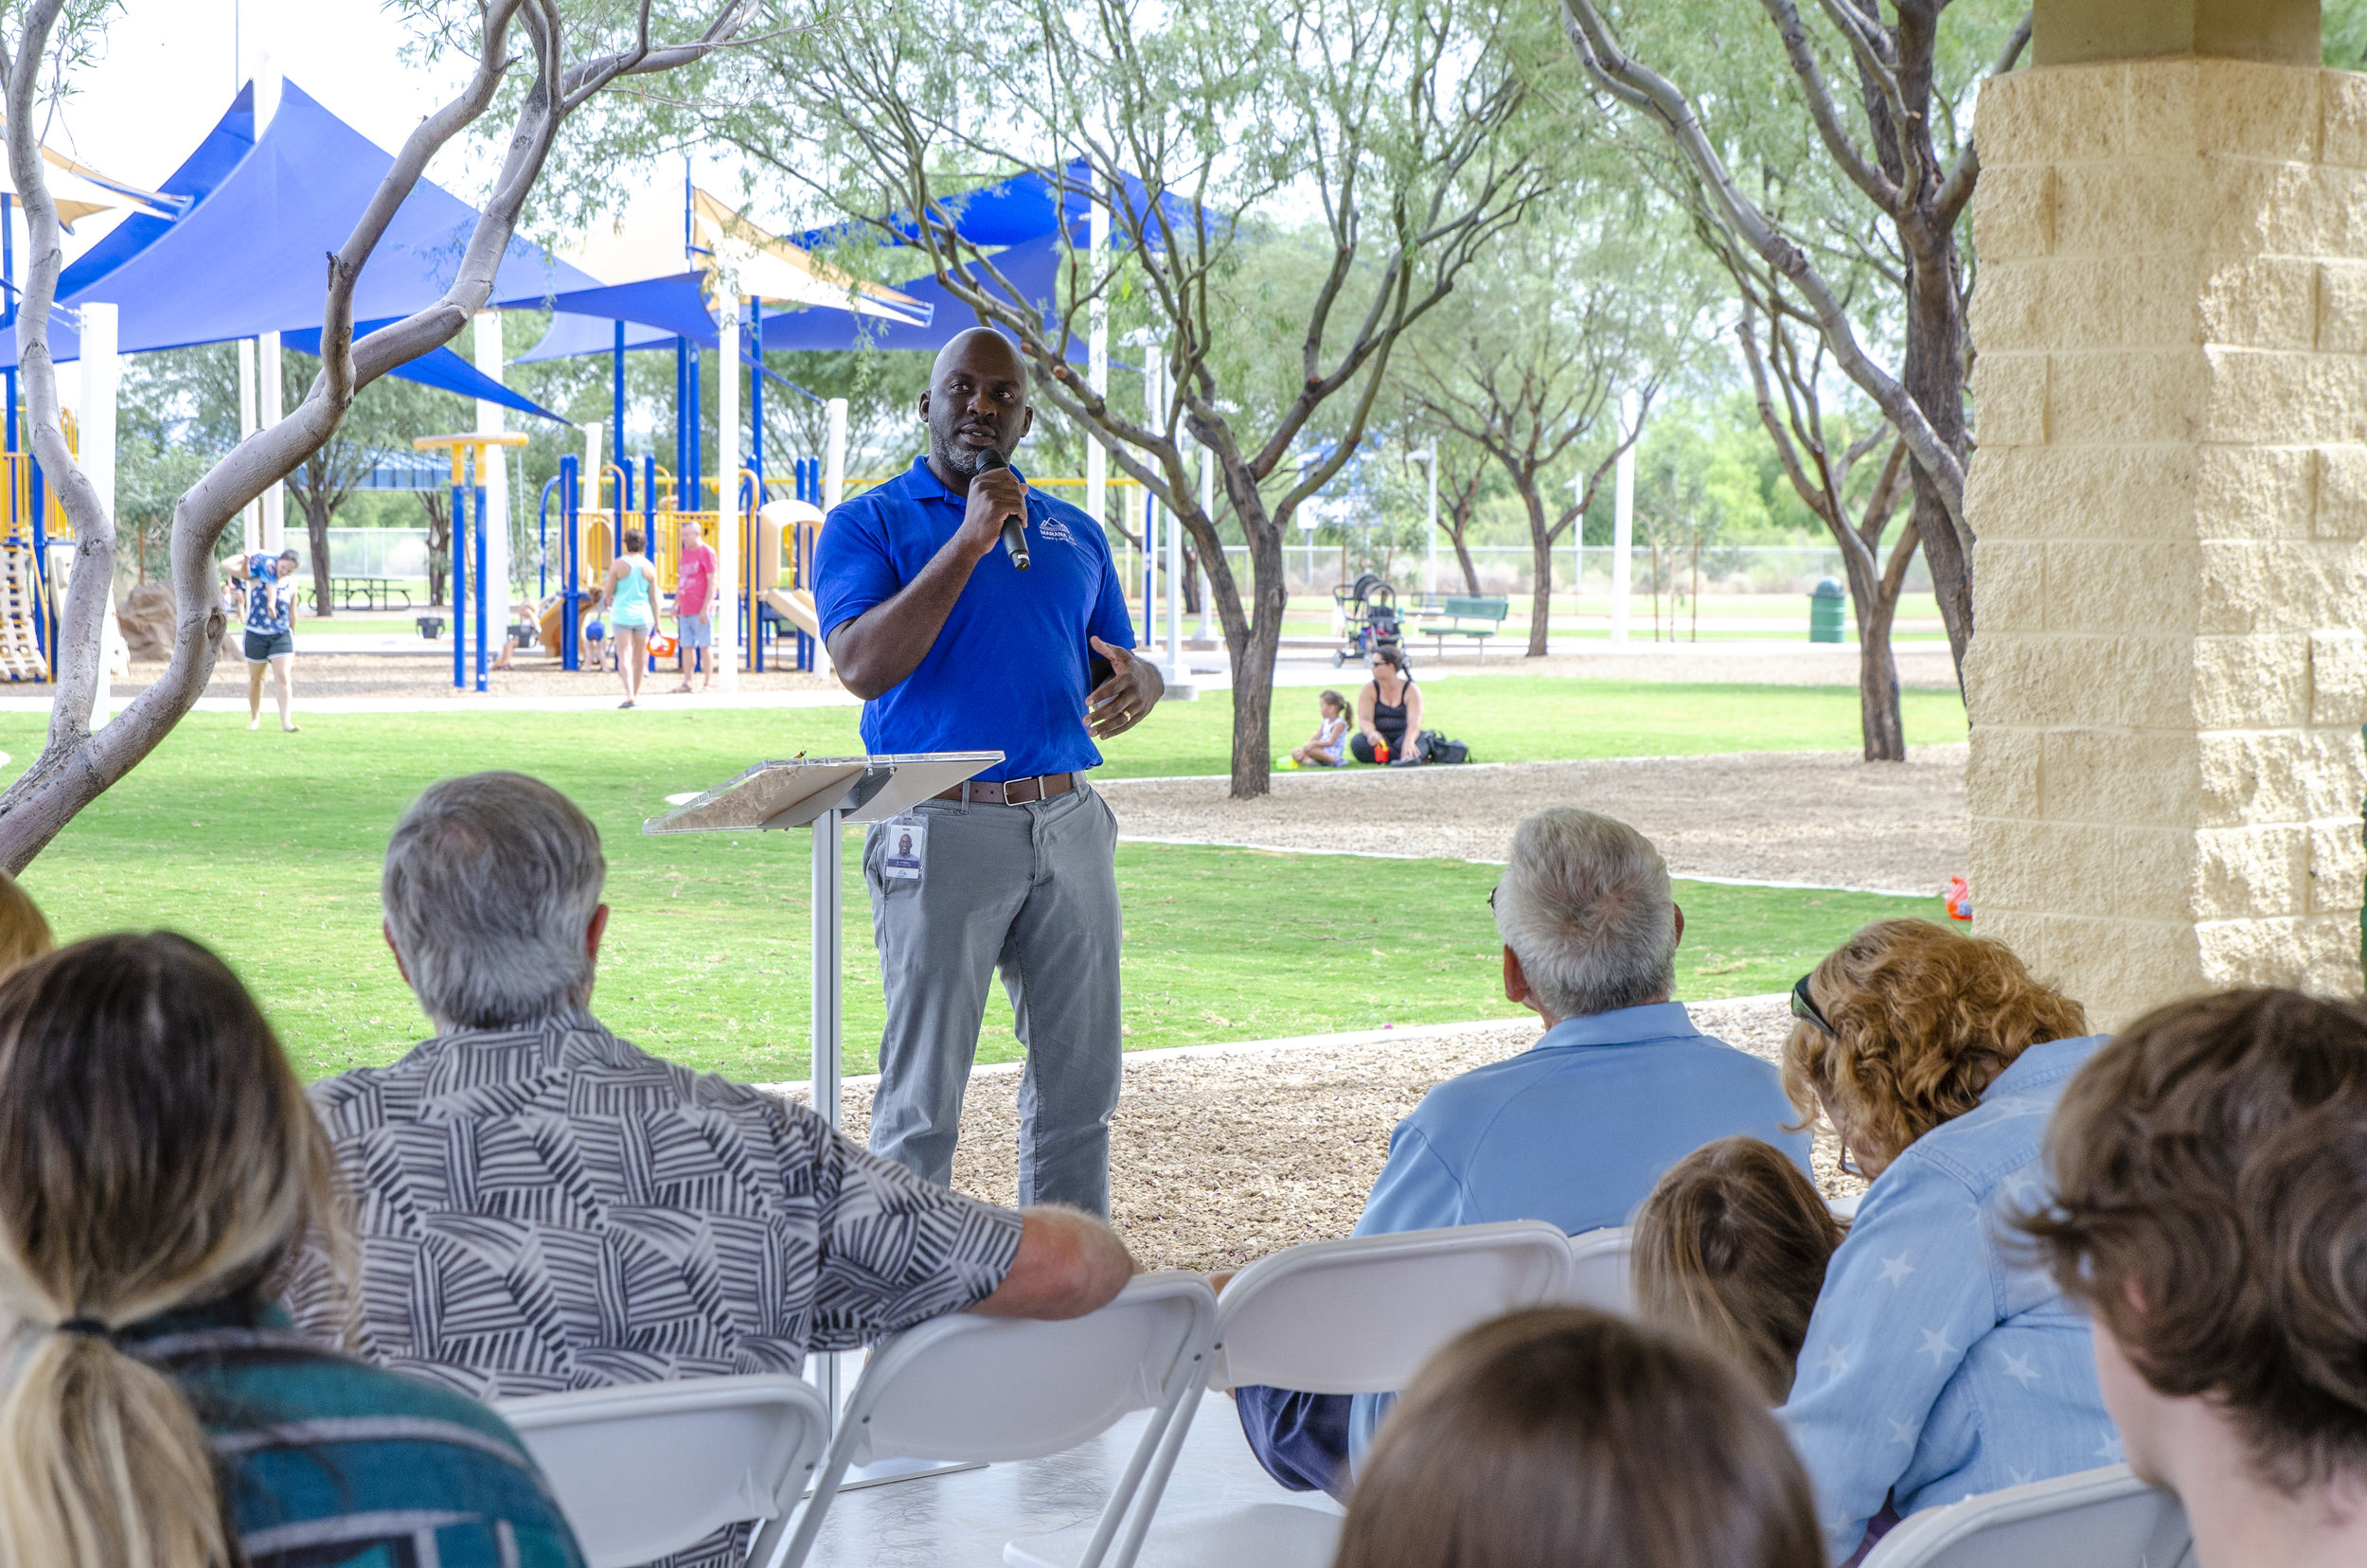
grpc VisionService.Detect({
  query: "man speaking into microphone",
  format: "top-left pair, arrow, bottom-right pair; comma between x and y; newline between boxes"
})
813,326 -> 1162,1217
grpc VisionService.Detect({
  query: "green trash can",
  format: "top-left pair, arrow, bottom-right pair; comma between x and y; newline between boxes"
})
1808,578 -> 1846,644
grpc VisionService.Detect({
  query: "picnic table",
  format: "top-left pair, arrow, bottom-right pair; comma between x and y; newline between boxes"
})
308,576 -> 413,613
1416,595 -> 1509,660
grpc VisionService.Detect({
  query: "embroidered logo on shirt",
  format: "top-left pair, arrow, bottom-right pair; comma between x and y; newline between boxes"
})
1038,520 -> 1076,544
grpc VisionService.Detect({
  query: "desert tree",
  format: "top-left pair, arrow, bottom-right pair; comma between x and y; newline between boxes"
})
1397,211 -> 1700,655
1557,0 -> 2033,680
0,0 -> 757,870
719,0 -> 1553,798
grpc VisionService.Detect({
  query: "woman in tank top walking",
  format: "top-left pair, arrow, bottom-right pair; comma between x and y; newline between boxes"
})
597,526 -> 660,708
1352,647 -> 1423,764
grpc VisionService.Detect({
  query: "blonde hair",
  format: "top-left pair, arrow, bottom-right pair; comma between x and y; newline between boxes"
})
0,870 -> 53,979
1633,1137 -> 1845,1401
0,933 -> 346,1568
1783,918 -> 2085,1168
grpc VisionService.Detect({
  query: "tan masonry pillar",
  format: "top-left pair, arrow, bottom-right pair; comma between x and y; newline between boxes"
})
1965,56 -> 2367,1028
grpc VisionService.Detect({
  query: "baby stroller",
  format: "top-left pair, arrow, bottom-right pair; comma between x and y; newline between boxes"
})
1332,573 -> 1404,667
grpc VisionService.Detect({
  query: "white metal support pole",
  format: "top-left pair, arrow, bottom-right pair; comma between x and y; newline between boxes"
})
810,805 -> 844,1415
257,331 -> 284,554
237,339 -> 259,554
80,304 -> 117,730
1160,348 -> 1180,679
823,397 -> 848,509
1611,388 -> 1638,646
472,312 -> 509,665
715,294 -> 741,690
1141,353 -> 1160,646
1197,443 -> 1214,642
1423,441 -> 1439,599
1086,183 -> 1109,536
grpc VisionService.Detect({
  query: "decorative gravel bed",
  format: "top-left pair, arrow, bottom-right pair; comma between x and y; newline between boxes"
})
775,994 -> 1863,1274
1102,746 -> 1968,897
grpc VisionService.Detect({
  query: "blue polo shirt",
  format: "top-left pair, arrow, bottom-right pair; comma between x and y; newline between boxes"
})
1237,1002 -> 1810,1498
814,455 -> 1136,782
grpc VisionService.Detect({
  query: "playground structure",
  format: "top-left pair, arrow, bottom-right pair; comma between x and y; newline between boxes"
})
0,418 -> 83,684
532,454 -> 830,683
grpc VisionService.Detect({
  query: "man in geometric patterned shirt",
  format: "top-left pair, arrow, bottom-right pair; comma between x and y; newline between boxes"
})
289,771 -> 1133,1567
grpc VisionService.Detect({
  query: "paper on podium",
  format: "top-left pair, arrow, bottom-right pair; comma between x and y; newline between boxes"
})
641,752 -> 1005,834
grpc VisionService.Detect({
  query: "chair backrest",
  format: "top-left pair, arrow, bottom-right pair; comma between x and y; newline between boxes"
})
497,1374 -> 829,1568
847,1270 -> 1216,1467
1207,1221 -> 1574,1393
1441,596 -> 1510,621
1564,1226 -> 1634,1312
1860,1466 -> 2193,1568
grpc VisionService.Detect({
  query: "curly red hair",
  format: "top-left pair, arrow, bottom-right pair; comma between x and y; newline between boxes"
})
1782,919 -> 2085,1167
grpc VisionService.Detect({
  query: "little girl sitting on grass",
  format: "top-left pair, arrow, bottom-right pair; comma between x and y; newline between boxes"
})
1290,690 -> 1351,768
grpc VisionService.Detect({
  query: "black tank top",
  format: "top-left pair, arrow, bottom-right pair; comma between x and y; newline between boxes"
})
1372,679 -> 1414,746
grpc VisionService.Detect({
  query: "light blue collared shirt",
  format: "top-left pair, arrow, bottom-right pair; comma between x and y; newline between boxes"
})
1779,1034 -> 2117,1560
1344,1001 -> 1810,1464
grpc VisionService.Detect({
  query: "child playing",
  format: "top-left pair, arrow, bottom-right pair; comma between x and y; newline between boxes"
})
1631,1135 -> 1846,1402
1290,690 -> 1350,768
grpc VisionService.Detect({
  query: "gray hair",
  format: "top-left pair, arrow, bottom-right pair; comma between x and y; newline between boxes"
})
1493,807 -> 1677,1020
382,773 -> 607,1030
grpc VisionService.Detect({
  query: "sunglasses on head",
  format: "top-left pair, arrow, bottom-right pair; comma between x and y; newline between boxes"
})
1790,973 -> 1838,1039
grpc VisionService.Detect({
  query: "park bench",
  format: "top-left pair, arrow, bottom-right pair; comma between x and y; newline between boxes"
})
1417,595 -> 1510,661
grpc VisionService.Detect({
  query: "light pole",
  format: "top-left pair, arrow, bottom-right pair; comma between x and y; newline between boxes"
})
1418,441 -> 1439,600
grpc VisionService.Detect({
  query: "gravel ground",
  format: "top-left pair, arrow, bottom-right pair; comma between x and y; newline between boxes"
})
774,994 -> 1863,1274
1103,746 -> 1968,895
115,650 -> 845,701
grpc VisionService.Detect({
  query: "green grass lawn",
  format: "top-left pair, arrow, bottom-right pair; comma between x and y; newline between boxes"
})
0,684 -> 1949,1081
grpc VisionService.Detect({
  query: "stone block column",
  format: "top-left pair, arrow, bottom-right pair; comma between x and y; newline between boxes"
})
1966,58 -> 2367,1028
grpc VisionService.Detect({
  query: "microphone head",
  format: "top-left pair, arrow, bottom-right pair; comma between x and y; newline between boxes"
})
972,446 -> 1009,472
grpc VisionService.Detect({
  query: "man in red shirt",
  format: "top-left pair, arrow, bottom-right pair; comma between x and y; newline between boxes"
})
671,518 -> 718,692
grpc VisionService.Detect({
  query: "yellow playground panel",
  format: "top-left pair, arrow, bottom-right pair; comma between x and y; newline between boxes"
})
0,417 -> 81,683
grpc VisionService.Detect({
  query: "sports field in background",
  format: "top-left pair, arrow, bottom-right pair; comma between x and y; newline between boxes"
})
0,675 -> 1957,1080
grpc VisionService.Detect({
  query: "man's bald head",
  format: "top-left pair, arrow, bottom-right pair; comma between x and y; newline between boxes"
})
920,327 -> 1034,481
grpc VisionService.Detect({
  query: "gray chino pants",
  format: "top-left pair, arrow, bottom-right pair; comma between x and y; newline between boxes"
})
861,780 -> 1123,1216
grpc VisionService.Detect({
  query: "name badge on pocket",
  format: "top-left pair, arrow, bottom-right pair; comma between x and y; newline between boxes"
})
882,820 -> 927,882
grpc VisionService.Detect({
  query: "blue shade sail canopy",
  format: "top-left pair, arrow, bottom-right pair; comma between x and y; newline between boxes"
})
0,80 -> 599,364
793,158 -> 1199,251
280,319 -> 569,423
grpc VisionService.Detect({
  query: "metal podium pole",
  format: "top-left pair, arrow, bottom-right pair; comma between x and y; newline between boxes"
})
810,804 -> 843,1417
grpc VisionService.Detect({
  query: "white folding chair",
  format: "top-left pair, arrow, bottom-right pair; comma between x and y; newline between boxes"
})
775,1271 -> 1217,1568
1563,1225 -> 1633,1311
496,1374 -> 830,1568
1009,1221 -> 1575,1568
1860,1465 -> 2193,1568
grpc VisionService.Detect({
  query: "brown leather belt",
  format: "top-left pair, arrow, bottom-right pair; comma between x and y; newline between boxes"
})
934,772 -> 1077,806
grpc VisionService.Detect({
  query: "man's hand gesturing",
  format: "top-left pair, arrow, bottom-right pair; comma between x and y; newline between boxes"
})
1084,636 -> 1165,739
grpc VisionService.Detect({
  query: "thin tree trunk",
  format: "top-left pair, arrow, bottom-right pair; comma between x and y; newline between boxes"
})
1520,482 -> 1553,658
1451,533 -> 1480,596
1900,238 -> 1971,681
1228,526 -> 1287,799
305,490 -> 335,617
1839,543 -> 1907,761
1690,530 -> 1700,642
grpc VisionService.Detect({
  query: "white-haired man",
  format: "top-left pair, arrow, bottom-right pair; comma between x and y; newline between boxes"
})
291,771 -> 1133,1568
1235,806 -> 1811,1501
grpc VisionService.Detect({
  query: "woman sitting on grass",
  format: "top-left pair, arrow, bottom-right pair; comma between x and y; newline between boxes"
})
0,933 -> 585,1568
1351,647 -> 1423,764
1632,1134 -> 1845,1403
1777,919 -> 2114,1562
1334,1307 -> 1823,1568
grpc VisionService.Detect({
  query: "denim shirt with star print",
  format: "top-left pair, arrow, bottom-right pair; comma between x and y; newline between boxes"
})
1778,1032 -> 2117,1562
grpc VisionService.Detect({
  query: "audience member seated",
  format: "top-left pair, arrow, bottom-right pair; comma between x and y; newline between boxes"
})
1334,1307 -> 1824,1568
0,932 -> 588,1568
1777,918 -> 2114,1561
2022,989 -> 2367,1568
1236,807 -> 1811,1500
1633,1134 -> 1845,1402
287,771 -> 1135,1568
0,867 -> 49,976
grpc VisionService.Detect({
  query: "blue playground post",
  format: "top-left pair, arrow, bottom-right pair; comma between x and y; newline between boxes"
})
642,453 -> 657,547
537,474 -> 560,599
560,454 -> 580,671
473,467 -> 489,693
449,458 -> 468,691
612,318 -> 628,511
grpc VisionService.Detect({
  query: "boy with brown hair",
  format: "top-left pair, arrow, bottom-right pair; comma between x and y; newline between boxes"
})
2023,989 -> 2367,1568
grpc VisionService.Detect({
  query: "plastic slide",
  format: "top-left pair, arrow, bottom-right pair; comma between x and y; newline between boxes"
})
764,586 -> 822,640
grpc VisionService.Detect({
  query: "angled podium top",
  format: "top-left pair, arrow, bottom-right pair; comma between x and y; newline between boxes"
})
641,752 -> 1006,834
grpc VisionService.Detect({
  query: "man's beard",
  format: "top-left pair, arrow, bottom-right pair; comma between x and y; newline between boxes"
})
931,428 -> 1003,477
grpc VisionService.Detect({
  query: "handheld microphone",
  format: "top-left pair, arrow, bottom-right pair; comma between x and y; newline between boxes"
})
975,448 -> 1031,572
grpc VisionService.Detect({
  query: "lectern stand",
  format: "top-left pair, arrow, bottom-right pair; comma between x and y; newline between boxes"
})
642,752 -> 1001,1428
